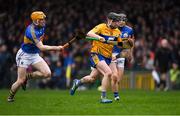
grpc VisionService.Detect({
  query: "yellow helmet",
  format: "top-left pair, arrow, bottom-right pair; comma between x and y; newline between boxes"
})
31,11 -> 46,21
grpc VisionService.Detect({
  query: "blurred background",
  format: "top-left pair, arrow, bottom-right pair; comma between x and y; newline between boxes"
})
0,0 -> 180,91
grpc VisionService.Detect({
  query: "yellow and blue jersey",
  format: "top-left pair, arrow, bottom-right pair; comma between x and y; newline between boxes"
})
113,25 -> 134,53
89,23 -> 121,67
90,23 -> 121,58
21,24 -> 45,53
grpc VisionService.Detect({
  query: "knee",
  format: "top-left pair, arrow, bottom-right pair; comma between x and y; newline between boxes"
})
43,71 -> 51,78
105,71 -> 112,78
112,74 -> 119,83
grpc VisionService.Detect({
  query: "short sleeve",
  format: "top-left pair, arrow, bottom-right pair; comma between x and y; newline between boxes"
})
90,24 -> 104,34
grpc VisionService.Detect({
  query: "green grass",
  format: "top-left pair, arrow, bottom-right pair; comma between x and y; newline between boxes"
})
0,89 -> 180,115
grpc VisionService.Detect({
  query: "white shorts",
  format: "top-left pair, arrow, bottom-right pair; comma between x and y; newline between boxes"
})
16,49 -> 44,68
112,53 -> 125,68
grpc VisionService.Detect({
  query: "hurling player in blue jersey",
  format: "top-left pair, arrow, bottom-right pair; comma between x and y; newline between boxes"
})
110,12 -> 134,100
7,11 -> 64,102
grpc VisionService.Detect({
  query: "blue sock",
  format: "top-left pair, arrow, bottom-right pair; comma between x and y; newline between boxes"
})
114,92 -> 119,98
101,91 -> 106,98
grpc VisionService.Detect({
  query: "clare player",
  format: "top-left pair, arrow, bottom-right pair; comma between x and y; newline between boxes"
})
70,12 -> 121,103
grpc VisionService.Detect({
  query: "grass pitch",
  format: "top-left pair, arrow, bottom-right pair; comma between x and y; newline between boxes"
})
0,89 -> 180,115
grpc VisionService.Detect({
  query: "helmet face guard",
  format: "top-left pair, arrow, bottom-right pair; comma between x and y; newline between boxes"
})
117,13 -> 127,27
107,12 -> 128,22
107,12 -> 121,29
107,12 -> 128,28
118,13 -> 127,22
107,12 -> 121,22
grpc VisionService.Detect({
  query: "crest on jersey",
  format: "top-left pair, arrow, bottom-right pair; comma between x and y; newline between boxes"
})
108,37 -> 115,41
122,32 -> 129,38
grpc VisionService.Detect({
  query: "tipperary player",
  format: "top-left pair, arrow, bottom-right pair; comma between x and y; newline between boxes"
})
70,12 -> 121,103
110,12 -> 134,100
7,11 -> 64,102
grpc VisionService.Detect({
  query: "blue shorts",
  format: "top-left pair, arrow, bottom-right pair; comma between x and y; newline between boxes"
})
89,53 -> 111,68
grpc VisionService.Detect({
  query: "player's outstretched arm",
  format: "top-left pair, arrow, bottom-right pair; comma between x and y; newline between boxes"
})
36,41 -> 63,51
86,36 -> 133,49
87,31 -> 105,42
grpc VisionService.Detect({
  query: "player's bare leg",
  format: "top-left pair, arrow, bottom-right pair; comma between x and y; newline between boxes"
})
96,60 -> 112,103
22,60 -> 51,90
29,60 -> 51,79
113,67 -> 124,100
21,70 -> 46,91
7,67 -> 27,102
81,69 -> 100,83
110,58 -> 125,101
110,62 -> 119,100
70,68 -> 99,95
